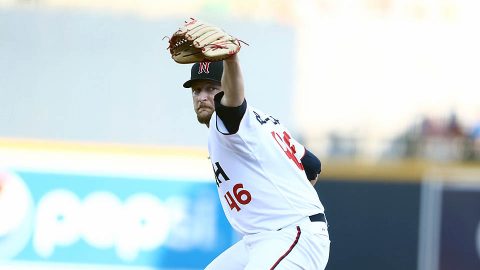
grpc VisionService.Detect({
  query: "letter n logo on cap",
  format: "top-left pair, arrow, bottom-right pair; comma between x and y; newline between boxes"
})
198,62 -> 210,74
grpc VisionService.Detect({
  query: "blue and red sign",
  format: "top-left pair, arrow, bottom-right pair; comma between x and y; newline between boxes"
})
0,169 -> 235,269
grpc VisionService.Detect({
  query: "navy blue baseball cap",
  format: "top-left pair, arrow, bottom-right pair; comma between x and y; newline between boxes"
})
183,61 -> 223,88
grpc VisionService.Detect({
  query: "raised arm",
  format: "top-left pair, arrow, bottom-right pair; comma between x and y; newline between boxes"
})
220,54 -> 245,107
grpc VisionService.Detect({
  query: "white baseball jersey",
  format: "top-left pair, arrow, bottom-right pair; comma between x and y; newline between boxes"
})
208,105 -> 324,235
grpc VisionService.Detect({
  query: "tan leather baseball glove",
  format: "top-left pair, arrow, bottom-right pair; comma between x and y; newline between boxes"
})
168,18 -> 243,64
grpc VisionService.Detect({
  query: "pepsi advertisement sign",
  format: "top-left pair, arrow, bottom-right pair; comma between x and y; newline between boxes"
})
0,141 -> 236,270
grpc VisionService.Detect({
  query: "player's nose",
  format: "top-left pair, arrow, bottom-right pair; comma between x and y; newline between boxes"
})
197,89 -> 209,101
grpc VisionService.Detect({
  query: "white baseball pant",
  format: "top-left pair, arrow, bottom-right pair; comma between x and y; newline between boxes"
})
205,217 -> 330,270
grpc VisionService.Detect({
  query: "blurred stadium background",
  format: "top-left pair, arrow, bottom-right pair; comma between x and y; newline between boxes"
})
1,0 -> 480,269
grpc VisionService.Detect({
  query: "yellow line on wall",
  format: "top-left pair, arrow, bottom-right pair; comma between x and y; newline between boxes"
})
321,159 -> 480,183
0,137 -> 208,158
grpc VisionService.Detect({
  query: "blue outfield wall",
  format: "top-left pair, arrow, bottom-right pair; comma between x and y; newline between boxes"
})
2,156 -> 480,270
315,179 -> 421,270
316,176 -> 480,270
438,186 -> 480,270
2,166 -> 424,270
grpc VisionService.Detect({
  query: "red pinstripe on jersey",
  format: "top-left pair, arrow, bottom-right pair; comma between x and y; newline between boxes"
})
270,226 -> 301,269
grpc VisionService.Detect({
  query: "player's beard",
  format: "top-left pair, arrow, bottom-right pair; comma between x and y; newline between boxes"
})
196,107 -> 214,125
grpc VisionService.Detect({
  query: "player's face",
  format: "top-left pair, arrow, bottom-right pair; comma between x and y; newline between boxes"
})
191,80 -> 222,125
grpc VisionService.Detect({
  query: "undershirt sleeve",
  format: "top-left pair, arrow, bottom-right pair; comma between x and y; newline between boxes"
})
301,149 -> 322,180
214,91 -> 247,134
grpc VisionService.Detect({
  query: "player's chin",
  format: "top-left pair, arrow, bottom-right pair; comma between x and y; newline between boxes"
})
196,110 -> 213,125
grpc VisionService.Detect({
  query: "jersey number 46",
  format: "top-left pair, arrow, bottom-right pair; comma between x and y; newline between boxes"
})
224,183 -> 252,211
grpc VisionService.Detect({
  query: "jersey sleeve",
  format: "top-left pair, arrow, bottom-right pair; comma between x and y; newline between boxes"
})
301,149 -> 321,180
214,91 -> 247,134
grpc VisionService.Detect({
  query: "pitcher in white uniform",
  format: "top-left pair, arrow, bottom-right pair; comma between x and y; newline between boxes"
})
182,55 -> 330,269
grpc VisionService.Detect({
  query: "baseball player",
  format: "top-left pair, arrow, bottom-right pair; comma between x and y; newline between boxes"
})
169,19 -> 330,270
